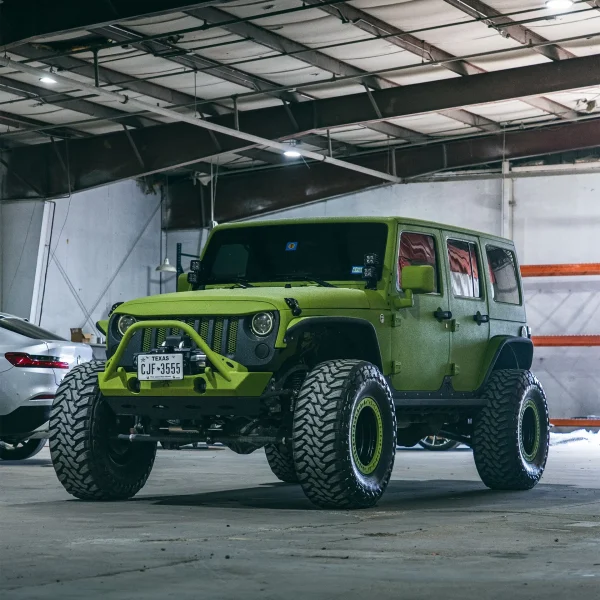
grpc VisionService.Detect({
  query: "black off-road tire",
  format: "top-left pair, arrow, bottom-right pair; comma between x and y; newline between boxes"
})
473,369 -> 549,490
0,438 -> 46,460
293,360 -> 396,509
265,441 -> 298,483
49,361 -> 156,500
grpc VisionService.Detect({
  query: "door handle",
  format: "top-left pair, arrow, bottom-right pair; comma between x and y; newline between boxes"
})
434,307 -> 453,322
473,311 -> 490,325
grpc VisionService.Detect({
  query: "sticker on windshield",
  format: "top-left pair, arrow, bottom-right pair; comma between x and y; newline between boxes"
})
352,266 -> 363,275
286,242 -> 298,252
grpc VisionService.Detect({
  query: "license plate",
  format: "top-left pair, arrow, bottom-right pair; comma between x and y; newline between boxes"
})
137,353 -> 183,381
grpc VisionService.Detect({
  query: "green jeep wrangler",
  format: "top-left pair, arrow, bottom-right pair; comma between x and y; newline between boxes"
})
49,217 -> 549,509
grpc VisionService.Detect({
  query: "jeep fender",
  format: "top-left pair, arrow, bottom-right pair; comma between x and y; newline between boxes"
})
284,317 -> 383,372
479,335 -> 534,390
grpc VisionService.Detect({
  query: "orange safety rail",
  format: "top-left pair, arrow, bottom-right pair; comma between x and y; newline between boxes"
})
532,335 -> 600,347
521,263 -> 600,277
551,419 -> 600,428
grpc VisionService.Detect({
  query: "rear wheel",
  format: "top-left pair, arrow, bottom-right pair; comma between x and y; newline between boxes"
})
293,360 -> 396,509
473,369 -> 549,490
265,441 -> 298,483
0,438 -> 46,460
49,361 -> 156,500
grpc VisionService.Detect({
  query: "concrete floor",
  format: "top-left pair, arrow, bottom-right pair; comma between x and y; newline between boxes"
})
2,443 -> 600,600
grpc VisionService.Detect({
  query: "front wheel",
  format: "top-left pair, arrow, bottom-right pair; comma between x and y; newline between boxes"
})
49,361 -> 156,500
473,369 -> 549,490
293,360 -> 396,509
0,438 -> 46,461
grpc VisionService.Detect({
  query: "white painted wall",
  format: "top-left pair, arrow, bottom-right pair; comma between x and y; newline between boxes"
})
0,200 -> 45,319
38,180 -> 162,339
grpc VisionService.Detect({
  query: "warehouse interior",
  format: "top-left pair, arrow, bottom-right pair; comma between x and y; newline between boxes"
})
2,1 -> 600,598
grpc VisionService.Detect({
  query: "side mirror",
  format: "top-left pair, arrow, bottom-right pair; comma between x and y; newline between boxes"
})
401,265 -> 435,294
393,265 -> 435,309
177,273 -> 192,293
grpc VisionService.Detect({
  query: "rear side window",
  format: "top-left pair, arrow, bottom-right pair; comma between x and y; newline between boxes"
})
486,246 -> 520,304
447,239 -> 482,298
398,232 -> 438,292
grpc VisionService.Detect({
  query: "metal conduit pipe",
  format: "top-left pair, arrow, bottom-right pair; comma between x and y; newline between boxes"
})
0,56 -> 401,185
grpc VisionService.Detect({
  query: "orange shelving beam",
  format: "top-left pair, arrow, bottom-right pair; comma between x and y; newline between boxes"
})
551,419 -> 600,428
532,335 -> 600,347
521,263 -> 600,277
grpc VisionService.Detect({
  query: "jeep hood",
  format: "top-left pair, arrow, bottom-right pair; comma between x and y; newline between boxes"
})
117,286 -> 373,317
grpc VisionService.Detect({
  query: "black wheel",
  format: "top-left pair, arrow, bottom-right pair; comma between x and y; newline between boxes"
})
293,360 -> 396,509
49,361 -> 156,500
473,369 -> 549,491
0,438 -> 46,460
265,441 -> 298,483
418,436 -> 460,451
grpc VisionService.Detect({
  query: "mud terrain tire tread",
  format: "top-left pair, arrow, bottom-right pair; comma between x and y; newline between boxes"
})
265,441 -> 298,483
293,360 -> 396,509
473,369 -> 549,491
49,360 -> 156,500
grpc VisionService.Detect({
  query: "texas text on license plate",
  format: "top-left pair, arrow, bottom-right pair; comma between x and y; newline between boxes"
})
137,353 -> 184,381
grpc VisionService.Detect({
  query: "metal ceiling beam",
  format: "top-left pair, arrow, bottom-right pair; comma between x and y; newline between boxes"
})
443,0 -> 576,62
0,56 -> 401,185
0,75 -> 155,129
0,109 -> 89,140
167,117 -> 600,224
0,1 -> 235,48
5,53 -> 600,198
9,43 -> 229,117
306,0 -> 575,121
189,5 -> 500,137
91,25 -> 303,104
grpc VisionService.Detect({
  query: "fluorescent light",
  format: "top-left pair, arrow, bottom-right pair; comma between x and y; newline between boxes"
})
545,0 -> 573,10
284,150 -> 301,158
39,76 -> 57,84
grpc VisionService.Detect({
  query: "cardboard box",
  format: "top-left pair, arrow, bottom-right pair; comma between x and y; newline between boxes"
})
70,328 -> 94,344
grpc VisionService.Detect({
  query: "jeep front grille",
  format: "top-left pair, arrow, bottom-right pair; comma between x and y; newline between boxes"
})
139,316 -> 239,356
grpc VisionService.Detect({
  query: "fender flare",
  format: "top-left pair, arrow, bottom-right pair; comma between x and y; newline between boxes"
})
479,335 -> 534,390
285,316 -> 383,371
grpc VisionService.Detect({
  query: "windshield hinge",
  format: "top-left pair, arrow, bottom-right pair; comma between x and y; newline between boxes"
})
285,297 -> 302,317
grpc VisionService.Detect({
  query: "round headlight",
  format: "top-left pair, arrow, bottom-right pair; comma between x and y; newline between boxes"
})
117,315 -> 137,337
251,312 -> 274,336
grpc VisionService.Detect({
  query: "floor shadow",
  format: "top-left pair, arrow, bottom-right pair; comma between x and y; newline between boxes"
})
0,459 -> 52,467
139,478 -> 600,512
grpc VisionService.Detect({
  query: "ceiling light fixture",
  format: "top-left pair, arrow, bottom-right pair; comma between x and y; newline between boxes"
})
545,0 -> 573,10
39,67 -> 57,84
283,140 -> 301,158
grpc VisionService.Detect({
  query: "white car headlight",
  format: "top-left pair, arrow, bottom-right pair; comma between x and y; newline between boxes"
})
117,315 -> 137,337
251,312 -> 274,336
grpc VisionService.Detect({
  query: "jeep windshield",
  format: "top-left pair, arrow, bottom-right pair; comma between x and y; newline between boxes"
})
202,222 -> 388,285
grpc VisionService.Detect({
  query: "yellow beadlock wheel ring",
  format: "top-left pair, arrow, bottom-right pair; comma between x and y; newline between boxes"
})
351,396 -> 384,475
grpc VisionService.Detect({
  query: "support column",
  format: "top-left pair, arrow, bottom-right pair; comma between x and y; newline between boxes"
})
501,160 -> 514,239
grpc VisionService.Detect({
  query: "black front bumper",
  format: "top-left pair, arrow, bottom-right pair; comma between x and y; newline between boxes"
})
0,405 -> 51,437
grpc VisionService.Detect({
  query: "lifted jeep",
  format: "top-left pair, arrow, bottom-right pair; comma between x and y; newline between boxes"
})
49,218 -> 549,509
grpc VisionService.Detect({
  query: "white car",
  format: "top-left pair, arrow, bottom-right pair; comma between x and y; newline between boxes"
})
0,313 -> 93,460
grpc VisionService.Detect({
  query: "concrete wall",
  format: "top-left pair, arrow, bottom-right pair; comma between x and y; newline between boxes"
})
38,180 -> 162,339
0,200 -> 45,319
